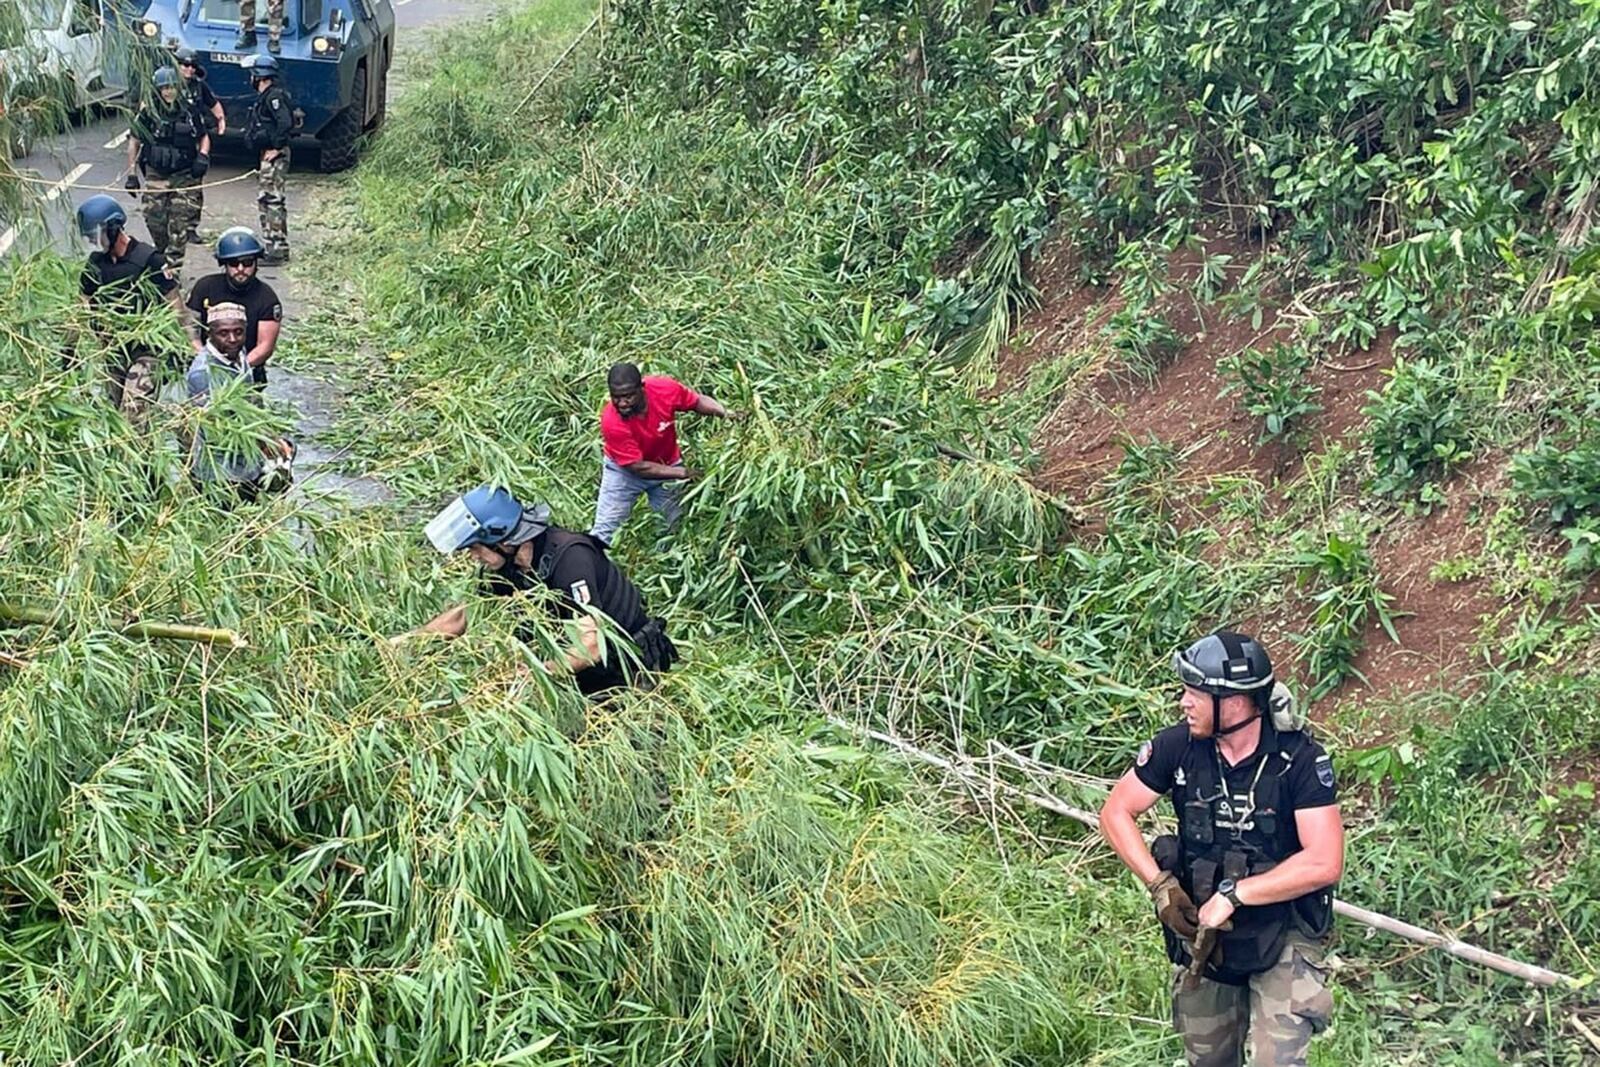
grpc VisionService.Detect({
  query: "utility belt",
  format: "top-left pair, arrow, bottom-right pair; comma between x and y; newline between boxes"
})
246,123 -> 289,154
1154,835 -> 1333,984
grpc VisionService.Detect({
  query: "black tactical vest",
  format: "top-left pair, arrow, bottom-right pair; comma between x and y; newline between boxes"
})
140,105 -> 202,176
245,87 -> 293,152
535,528 -> 645,633
1163,725 -> 1335,980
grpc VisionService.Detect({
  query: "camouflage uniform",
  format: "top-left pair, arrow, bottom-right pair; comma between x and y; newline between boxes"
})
246,81 -> 294,259
238,0 -> 286,50
106,353 -> 161,431
1171,933 -> 1333,1067
257,150 -> 290,256
143,173 -> 203,268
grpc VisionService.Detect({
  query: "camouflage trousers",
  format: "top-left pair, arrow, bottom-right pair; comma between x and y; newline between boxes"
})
1171,934 -> 1333,1066
238,0 -> 286,47
144,172 -> 202,269
257,151 -> 289,254
107,351 -> 160,432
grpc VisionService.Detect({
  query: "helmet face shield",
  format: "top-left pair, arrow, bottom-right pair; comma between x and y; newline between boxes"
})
425,497 -> 482,555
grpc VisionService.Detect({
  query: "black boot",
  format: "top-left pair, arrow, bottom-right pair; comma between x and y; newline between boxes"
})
235,28 -> 257,50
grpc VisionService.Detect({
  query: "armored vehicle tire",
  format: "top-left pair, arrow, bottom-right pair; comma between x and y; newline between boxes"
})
317,66 -> 367,173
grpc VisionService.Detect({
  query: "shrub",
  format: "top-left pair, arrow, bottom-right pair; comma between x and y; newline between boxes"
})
1219,342 -> 1323,444
1364,358 -> 1472,506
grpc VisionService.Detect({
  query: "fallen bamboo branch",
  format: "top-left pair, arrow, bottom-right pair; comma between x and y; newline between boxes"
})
512,11 -> 603,116
832,717 -> 1580,991
1571,1014 -> 1600,1056
0,602 -> 248,649
0,650 -> 30,670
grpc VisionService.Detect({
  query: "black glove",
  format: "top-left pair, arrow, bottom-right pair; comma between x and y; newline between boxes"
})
125,174 -> 141,197
190,153 -> 209,179
1149,871 -> 1201,939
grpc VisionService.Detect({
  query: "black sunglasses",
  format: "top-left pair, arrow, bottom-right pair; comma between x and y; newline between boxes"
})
226,258 -> 258,269
178,59 -> 197,67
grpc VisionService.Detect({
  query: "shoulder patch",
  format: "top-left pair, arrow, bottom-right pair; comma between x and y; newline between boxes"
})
270,97 -> 282,110
569,579 -> 591,605
1135,740 -> 1152,767
1315,753 -> 1335,789
271,303 -> 283,321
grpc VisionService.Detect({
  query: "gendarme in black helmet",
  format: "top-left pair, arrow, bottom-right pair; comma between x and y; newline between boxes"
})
1174,631 -> 1275,736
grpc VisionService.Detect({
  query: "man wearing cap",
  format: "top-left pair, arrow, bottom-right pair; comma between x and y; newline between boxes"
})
591,362 -> 743,547
1099,631 -> 1344,1067
184,301 -> 293,501
409,486 -> 678,696
186,228 -> 283,387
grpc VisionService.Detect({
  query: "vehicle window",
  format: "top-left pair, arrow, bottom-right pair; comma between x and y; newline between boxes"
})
19,0 -> 64,29
196,0 -> 261,26
300,0 -> 322,30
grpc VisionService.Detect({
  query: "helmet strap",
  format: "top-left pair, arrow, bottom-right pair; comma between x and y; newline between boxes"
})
1212,693 -> 1262,736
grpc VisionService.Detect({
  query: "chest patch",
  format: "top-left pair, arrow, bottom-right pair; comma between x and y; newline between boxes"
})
569,579 -> 591,605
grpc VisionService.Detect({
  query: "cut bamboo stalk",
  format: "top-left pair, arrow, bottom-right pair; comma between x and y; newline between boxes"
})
0,650 -> 30,670
1571,1014 -> 1600,1056
0,601 -> 247,649
833,717 -> 1579,990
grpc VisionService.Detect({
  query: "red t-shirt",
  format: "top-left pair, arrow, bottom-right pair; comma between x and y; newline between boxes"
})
599,376 -> 701,466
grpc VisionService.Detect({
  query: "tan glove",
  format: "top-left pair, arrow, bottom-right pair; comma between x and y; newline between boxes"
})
1181,924 -> 1227,991
1149,871 -> 1201,940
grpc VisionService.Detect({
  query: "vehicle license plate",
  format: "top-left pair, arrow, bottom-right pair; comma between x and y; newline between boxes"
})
211,52 -> 246,64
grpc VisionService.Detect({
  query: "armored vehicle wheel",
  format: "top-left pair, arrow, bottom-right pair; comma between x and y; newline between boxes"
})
317,66 -> 367,173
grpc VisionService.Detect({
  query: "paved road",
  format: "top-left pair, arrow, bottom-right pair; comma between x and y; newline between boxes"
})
2,0 -> 483,262
4,0 -> 496,507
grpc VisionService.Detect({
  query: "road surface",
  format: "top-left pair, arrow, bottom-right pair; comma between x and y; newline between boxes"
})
4,0 -> 496,507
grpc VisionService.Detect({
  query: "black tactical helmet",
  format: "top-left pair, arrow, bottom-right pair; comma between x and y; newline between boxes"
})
1174,631 -> 1275,736
1173,631 -> 1274,695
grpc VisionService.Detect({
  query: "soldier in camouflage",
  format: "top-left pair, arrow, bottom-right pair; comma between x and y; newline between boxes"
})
1099,632 -> 1345,1066
125,67 -> 211,271
235,0 -> 286,54
244,57 -> 295,264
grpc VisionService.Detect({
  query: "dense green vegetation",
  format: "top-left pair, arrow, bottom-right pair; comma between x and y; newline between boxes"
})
4,0 -> 1600,1062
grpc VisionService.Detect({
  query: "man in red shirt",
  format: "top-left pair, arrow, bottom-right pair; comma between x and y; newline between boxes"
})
592,362 -> 741,546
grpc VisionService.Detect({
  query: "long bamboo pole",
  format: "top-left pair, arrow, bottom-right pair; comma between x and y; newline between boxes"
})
0,602 -> 248,649
833,717 -> 1579,990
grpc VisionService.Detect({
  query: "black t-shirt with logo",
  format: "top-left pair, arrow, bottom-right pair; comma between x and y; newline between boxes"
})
184,74 -> 219,119
186,273 -> 283,384
1134,723 -> 1338,821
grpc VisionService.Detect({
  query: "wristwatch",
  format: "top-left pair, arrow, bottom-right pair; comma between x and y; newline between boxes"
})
1217,878 -> 1244,907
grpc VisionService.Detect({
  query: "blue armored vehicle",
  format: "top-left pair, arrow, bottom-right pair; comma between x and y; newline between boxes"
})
123,0 -> 393,170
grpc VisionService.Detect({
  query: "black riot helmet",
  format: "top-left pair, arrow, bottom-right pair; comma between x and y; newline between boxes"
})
1174,630 -> 1275,736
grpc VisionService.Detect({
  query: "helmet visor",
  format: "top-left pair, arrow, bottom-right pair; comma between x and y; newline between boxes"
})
1173,651 -> 1209,690
1173,650 -> 1273,692
424,497 -> 482,555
